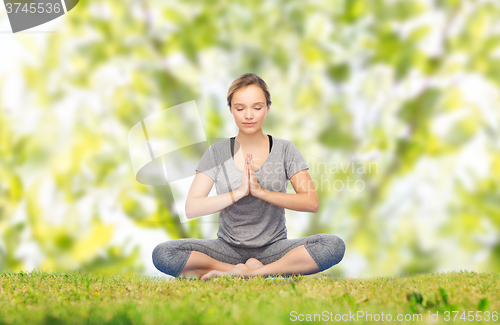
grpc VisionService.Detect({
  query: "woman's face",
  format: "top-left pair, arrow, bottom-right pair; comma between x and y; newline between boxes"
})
230,84 -> 270,133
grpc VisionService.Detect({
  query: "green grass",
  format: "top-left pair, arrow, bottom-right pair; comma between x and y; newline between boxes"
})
0,270 -> 498,324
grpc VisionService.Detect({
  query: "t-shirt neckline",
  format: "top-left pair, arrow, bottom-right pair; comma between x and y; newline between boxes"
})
230,135 -> 274,173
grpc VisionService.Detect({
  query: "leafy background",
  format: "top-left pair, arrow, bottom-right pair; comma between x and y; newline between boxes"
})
1,0 -> 499,278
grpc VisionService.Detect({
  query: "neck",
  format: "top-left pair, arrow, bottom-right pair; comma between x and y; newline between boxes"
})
235,130 -> 267,149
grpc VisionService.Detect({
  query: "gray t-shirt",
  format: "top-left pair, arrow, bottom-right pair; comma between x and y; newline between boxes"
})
195,135 -> 309,248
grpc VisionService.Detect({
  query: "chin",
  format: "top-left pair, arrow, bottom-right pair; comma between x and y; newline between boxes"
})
241,127 -> 260,133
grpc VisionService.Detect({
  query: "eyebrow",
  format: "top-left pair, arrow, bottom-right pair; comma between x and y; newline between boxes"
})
233,102 -> 265,106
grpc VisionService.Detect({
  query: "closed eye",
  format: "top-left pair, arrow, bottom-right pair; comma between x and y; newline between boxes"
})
237,107 -> 262,111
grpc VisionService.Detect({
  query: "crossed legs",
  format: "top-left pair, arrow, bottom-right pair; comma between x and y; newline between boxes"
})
152,235 -> 345,280
179,245 -> 320,280
200,245 -> 320,280
179,251 -> 265,278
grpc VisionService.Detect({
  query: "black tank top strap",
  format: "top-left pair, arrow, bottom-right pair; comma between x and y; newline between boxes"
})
230,136 -> 235,158
230,135 -> 272,160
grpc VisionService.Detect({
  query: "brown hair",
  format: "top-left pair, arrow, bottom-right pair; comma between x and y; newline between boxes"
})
226,73 -> 272,109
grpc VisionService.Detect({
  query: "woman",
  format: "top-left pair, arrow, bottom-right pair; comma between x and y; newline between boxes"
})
152,73 -> 345,280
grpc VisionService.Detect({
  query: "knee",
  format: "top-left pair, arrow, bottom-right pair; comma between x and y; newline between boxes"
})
151,242 -> 168,272
330,235 -> 346,262
151,243 -> 164,267
318,234 -> 346,266
152,241 -> 187,277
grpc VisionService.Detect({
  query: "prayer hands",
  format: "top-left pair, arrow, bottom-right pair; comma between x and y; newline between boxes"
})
239,155 -> 250,197
238,154 -> 263,199
248,154 -> 262,197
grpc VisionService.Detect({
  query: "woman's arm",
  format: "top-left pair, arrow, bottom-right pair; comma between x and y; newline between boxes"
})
185,172 -> 246,219
253,169 -> 319,213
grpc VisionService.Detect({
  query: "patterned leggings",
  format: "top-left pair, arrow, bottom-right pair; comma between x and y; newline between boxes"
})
152,234 -> 345,278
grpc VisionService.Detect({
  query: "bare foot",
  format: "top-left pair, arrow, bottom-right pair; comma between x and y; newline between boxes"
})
200,270 -> 226,281
245,258 -> 264,269
201,263 -> 250,281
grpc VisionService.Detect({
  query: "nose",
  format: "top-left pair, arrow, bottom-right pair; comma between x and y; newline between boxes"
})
245,108 -> 253,120
245,108 -> 254,120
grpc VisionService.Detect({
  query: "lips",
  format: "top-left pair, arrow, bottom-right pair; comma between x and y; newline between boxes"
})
243,123 -> 256,127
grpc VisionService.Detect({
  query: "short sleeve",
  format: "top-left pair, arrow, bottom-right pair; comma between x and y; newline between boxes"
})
285,141 -> 309,180
195,146 -> 218,181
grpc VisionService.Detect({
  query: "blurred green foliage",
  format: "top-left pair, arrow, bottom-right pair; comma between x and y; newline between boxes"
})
1,0 -> 499,277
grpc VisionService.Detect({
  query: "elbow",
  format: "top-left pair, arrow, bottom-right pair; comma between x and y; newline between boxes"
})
185,201 -> 193,219
185,197 -> 203,219
301,194 -> 318,213
186,209 -> 196,220
310,197 -> 319,213
308,201 -> 318,213
185,197 -> 205,219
